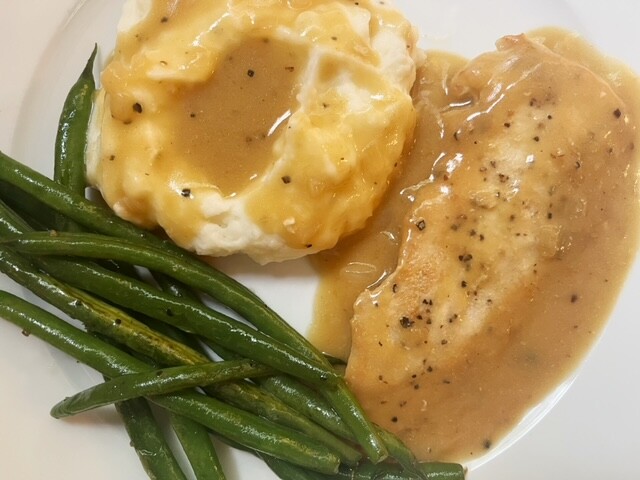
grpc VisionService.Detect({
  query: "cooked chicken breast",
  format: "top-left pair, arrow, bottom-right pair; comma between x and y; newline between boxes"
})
344,33 -> 639,459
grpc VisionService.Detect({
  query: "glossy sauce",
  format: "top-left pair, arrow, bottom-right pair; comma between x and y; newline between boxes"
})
170,37 -> 305,196
311,29 -> 640,461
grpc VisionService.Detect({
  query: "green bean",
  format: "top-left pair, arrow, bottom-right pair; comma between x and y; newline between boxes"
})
54,45 -> 97,196
53,46 -> 96,232
207,381 -> 362,466
115,396 -> 190,480
258,374 -> 354,440
41,256 -> 335,385
203,341 -> 363,464
152,270 -> 203,304
51,359 -> 271,418
168,413 -> 227,480
330,461 -> 466,480
416,463 -> 466,480
0,291 -> 341,474
374,427 -> 426,479
164,391 -> 344,475
0,181 -> 58,231
207,340 -> 351,438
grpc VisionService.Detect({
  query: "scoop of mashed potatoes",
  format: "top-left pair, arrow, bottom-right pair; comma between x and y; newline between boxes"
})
87,0 -> 419,263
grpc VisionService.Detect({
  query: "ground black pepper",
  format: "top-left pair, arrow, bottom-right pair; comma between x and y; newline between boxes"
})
400,316 -> 414,328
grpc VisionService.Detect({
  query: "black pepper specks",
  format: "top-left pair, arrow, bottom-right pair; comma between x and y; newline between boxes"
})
247,69 -> 255,77
458,253 -> 473,263
570,294 -> 579,303
415,219 -> 426,231
400,316 -> 415,328
613,108 -> 622,118
133,102 -> 143,113
180,188 -> 192,198
281,175 -> 291,184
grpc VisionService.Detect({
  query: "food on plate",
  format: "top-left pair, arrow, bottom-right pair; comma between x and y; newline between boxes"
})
313,29 -> 640,461
2,0 -> 640,477
86,0 -> 419,264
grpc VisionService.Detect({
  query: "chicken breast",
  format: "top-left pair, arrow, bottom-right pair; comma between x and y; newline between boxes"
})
344,33 -> 639,459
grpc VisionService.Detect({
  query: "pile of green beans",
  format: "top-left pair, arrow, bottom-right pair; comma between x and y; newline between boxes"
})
0,49 -> 466,480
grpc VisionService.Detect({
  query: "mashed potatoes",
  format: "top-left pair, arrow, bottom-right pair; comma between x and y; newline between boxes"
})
87,0 -> 419,263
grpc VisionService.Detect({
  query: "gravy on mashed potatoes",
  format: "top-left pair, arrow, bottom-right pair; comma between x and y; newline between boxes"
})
312,29 -> 640,462
86,0 -> 419,264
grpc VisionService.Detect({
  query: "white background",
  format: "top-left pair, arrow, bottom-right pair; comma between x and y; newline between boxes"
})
0,1 -> 638,479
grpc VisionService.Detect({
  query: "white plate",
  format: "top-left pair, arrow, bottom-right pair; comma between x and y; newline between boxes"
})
0,1 -> 638,478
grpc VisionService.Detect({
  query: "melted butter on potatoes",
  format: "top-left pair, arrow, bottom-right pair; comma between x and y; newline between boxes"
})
87,0 -> 418,263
